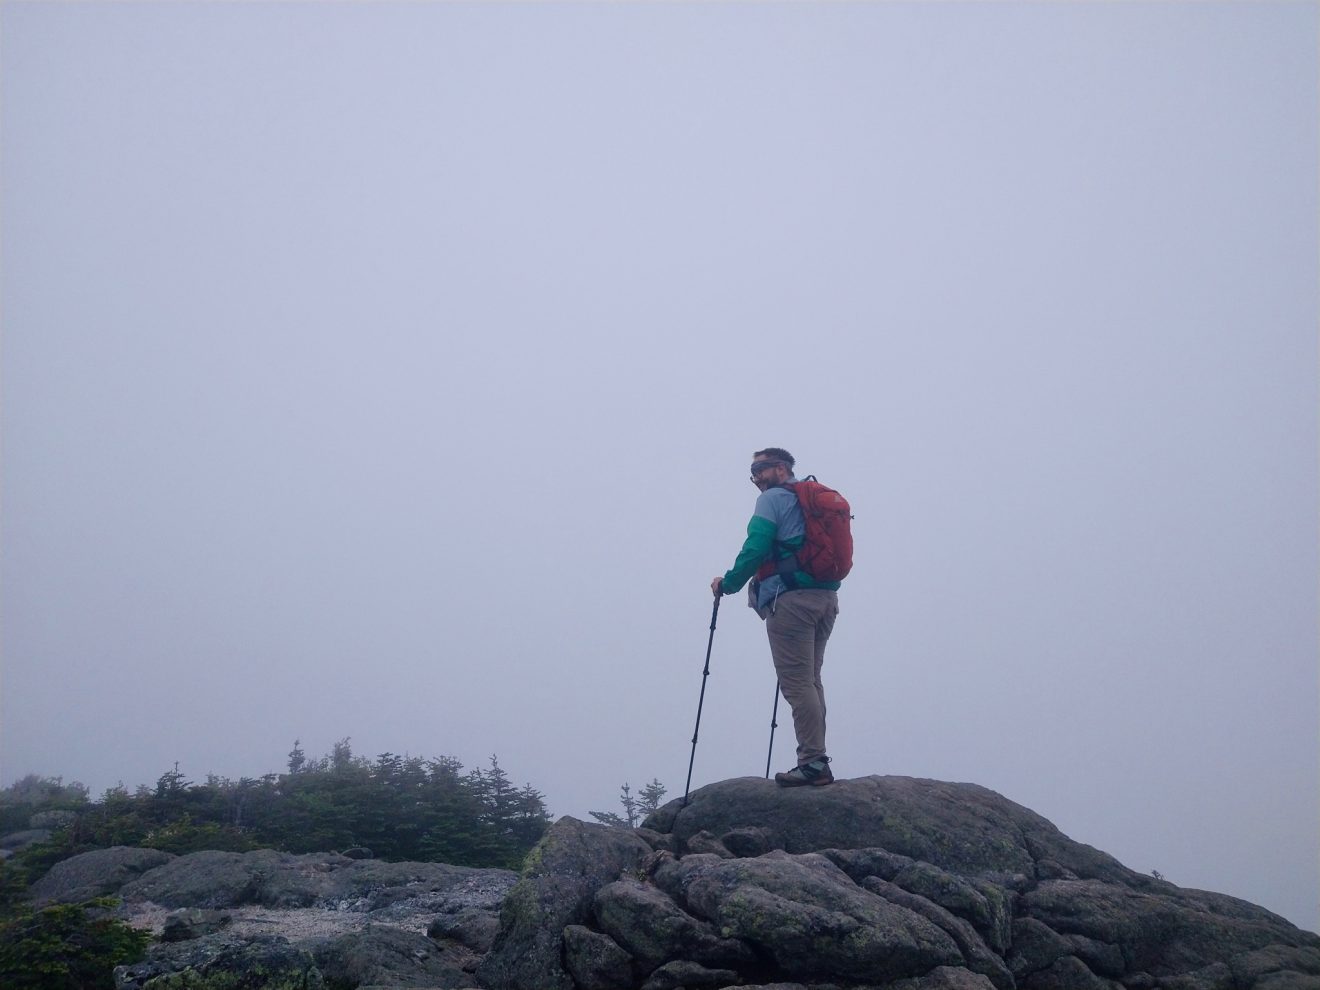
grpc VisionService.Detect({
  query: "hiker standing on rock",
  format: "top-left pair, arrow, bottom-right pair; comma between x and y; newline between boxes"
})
711,448 -> 852,787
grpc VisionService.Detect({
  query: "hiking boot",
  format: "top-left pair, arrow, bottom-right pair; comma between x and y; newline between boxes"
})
775,757 -> 833,787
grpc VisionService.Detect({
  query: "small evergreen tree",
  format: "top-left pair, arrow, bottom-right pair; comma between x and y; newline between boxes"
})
590,779 -> 666,828
0,898 -> 148,990
287,740 -> 306,774
637,779 -> 667,815
330,737 -> 355,773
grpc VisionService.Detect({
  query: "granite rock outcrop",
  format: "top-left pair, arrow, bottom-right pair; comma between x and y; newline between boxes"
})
24,775 -> 1316,990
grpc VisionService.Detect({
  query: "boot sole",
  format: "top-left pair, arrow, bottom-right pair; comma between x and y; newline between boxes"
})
774,773 -> 835,787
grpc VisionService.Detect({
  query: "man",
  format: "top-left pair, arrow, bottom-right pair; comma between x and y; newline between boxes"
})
711,448 -> 842,787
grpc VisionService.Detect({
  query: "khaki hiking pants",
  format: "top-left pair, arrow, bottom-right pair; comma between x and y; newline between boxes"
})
765,588 -> 839,766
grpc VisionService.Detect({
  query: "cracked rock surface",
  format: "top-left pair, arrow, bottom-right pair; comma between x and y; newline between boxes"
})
28,774 -> 1313,990
479,776 -> 1320,990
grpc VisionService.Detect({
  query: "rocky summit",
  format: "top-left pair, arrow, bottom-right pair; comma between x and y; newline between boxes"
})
30,775 -> 1317,990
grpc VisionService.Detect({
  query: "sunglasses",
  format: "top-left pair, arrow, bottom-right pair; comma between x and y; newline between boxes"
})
749,459 -> 783,478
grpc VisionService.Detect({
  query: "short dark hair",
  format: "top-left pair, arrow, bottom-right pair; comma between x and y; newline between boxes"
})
754,448 -> 795,469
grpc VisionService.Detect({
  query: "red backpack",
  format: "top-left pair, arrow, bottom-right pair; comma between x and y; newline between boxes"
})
757,476 -> 854,584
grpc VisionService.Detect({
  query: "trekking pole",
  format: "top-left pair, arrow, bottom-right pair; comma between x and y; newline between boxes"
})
764,682 -> 781,778
683,595 -> 722,806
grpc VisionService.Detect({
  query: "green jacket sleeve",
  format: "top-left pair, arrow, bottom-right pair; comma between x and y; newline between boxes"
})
721,515 -> 777,594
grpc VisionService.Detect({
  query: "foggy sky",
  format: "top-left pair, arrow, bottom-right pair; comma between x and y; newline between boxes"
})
1,2 -> 1316,931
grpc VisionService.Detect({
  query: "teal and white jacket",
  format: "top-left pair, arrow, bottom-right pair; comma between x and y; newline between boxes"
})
721,481 -> 842,613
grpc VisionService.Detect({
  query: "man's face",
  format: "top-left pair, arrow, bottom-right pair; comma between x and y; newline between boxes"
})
750,455 -> 788,491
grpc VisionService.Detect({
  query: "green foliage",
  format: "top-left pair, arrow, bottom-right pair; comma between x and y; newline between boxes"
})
0,742 -> 551,877
0,860 -> 32,914
286,740 -> 307,775
0,897 -> 148,990
636,779 -> 667,815
141,816 -> 259,856
0,743 -> 551,989
590,778 -> 667,828
4,837 -> 80,904
140,972 -> 312,990
0,776 -> 89,835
